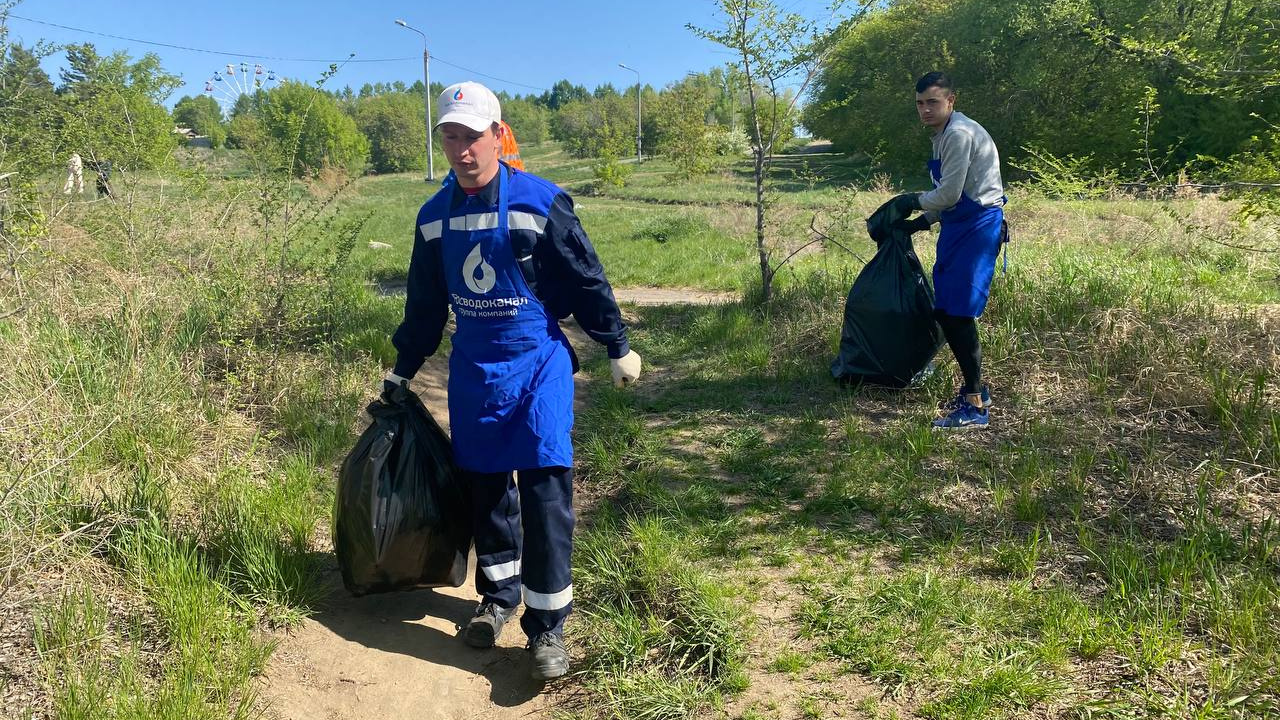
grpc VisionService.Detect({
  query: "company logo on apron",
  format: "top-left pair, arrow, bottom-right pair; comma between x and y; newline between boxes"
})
462,242 -> 496,294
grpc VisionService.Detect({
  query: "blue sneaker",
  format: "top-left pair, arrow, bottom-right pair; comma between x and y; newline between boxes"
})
941,385 -> 991,413
932,401 -> 990,430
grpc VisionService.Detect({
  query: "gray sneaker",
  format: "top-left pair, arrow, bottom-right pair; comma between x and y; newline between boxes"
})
463,602 -> 517,648
529,632 -> 569,681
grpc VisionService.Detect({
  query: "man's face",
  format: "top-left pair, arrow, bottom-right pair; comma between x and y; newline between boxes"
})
915,86 -> 955,131
440,122 -> 502,187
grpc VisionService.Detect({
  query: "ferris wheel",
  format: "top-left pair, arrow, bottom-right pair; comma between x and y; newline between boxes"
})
204,62 -> 277,111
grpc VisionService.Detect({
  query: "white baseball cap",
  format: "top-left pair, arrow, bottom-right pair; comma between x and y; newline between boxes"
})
435,81 -> 501,132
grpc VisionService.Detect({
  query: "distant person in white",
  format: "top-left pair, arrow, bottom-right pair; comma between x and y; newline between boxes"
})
62,153 -> 84,195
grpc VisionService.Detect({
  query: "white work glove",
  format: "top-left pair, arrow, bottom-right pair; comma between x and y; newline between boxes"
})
610,350 -> 642,388
382,371 -> 412,398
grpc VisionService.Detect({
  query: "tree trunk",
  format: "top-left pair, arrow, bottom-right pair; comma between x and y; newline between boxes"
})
740,27 -> 771,306
754,147 -> 771,304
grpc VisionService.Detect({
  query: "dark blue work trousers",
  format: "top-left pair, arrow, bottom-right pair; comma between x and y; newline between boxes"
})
464,465 -> 574,640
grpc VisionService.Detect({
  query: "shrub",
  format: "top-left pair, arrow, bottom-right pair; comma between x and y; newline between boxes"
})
592,149 -> 632,189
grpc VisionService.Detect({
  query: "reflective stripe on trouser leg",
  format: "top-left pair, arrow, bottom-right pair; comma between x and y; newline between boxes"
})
516,466 -> 575,639
467,468 -> 522,610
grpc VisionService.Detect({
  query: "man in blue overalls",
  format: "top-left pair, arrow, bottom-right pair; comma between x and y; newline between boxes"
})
384,81 -> 643,680
879,71 -> 1006,430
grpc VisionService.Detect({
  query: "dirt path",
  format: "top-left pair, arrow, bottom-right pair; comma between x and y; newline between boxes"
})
260,575 -> 548,720
260,353 -> 555,719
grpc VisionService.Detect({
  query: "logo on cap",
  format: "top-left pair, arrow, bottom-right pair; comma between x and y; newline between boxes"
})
453,89 -> 464,101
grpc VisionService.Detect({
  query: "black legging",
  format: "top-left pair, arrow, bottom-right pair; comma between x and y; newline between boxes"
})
935,310 -> 982,395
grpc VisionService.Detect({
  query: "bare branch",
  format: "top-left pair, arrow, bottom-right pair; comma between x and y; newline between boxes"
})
809,214 -> 865,263
773,236 -> 823,271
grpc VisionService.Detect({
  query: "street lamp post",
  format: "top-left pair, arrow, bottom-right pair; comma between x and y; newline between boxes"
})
395,19 -> 434,181
618,63 -> 641,164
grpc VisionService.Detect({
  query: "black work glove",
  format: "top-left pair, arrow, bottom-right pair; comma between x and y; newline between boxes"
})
888,193 -> 921,214
893,214 -> 933,234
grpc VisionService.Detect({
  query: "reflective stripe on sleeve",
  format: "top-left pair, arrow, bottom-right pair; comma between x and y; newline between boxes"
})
420,219 -> 443,241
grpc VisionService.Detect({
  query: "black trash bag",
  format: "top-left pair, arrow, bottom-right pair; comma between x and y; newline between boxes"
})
334,383 -> 471,595
830,200 -> 944,387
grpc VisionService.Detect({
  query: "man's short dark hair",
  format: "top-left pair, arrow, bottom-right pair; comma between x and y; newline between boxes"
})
915,72 -> 954,95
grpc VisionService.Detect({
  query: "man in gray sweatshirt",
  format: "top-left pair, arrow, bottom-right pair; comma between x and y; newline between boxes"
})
879,72 -> 1007,430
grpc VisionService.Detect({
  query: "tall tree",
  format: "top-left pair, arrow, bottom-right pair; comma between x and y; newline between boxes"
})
1,2 -> 59,284
57,42 -> 101,98
550,94 -> 635,158
649,79 -> 720,177
804,0 -> 1280,183
230,92 -> 259,118
259,79 -> 369,176
0,41 -> 58,165
1090,0 -> 1280,222
503,97 -> 551,146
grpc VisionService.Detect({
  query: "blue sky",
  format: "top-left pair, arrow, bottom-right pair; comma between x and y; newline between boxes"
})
7,0 -> 833,107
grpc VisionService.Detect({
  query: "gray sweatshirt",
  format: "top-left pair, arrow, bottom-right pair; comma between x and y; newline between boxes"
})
919,111 -> 1004,224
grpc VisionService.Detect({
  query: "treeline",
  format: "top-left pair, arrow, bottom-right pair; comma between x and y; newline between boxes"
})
175,69 -> 777,179
804,0 -> 1280,186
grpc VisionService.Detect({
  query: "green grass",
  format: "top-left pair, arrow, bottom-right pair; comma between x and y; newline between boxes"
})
561,171 -> 1278,715
590,246 -> 1279,717
769,650 -> 816,674
341,173 -> 443,282
3,164 -> 383,719
575,199 -> 755,289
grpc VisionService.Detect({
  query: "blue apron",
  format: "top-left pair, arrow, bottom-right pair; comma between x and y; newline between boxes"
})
441,169 -> 575,473
928,158 -> 1005,318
